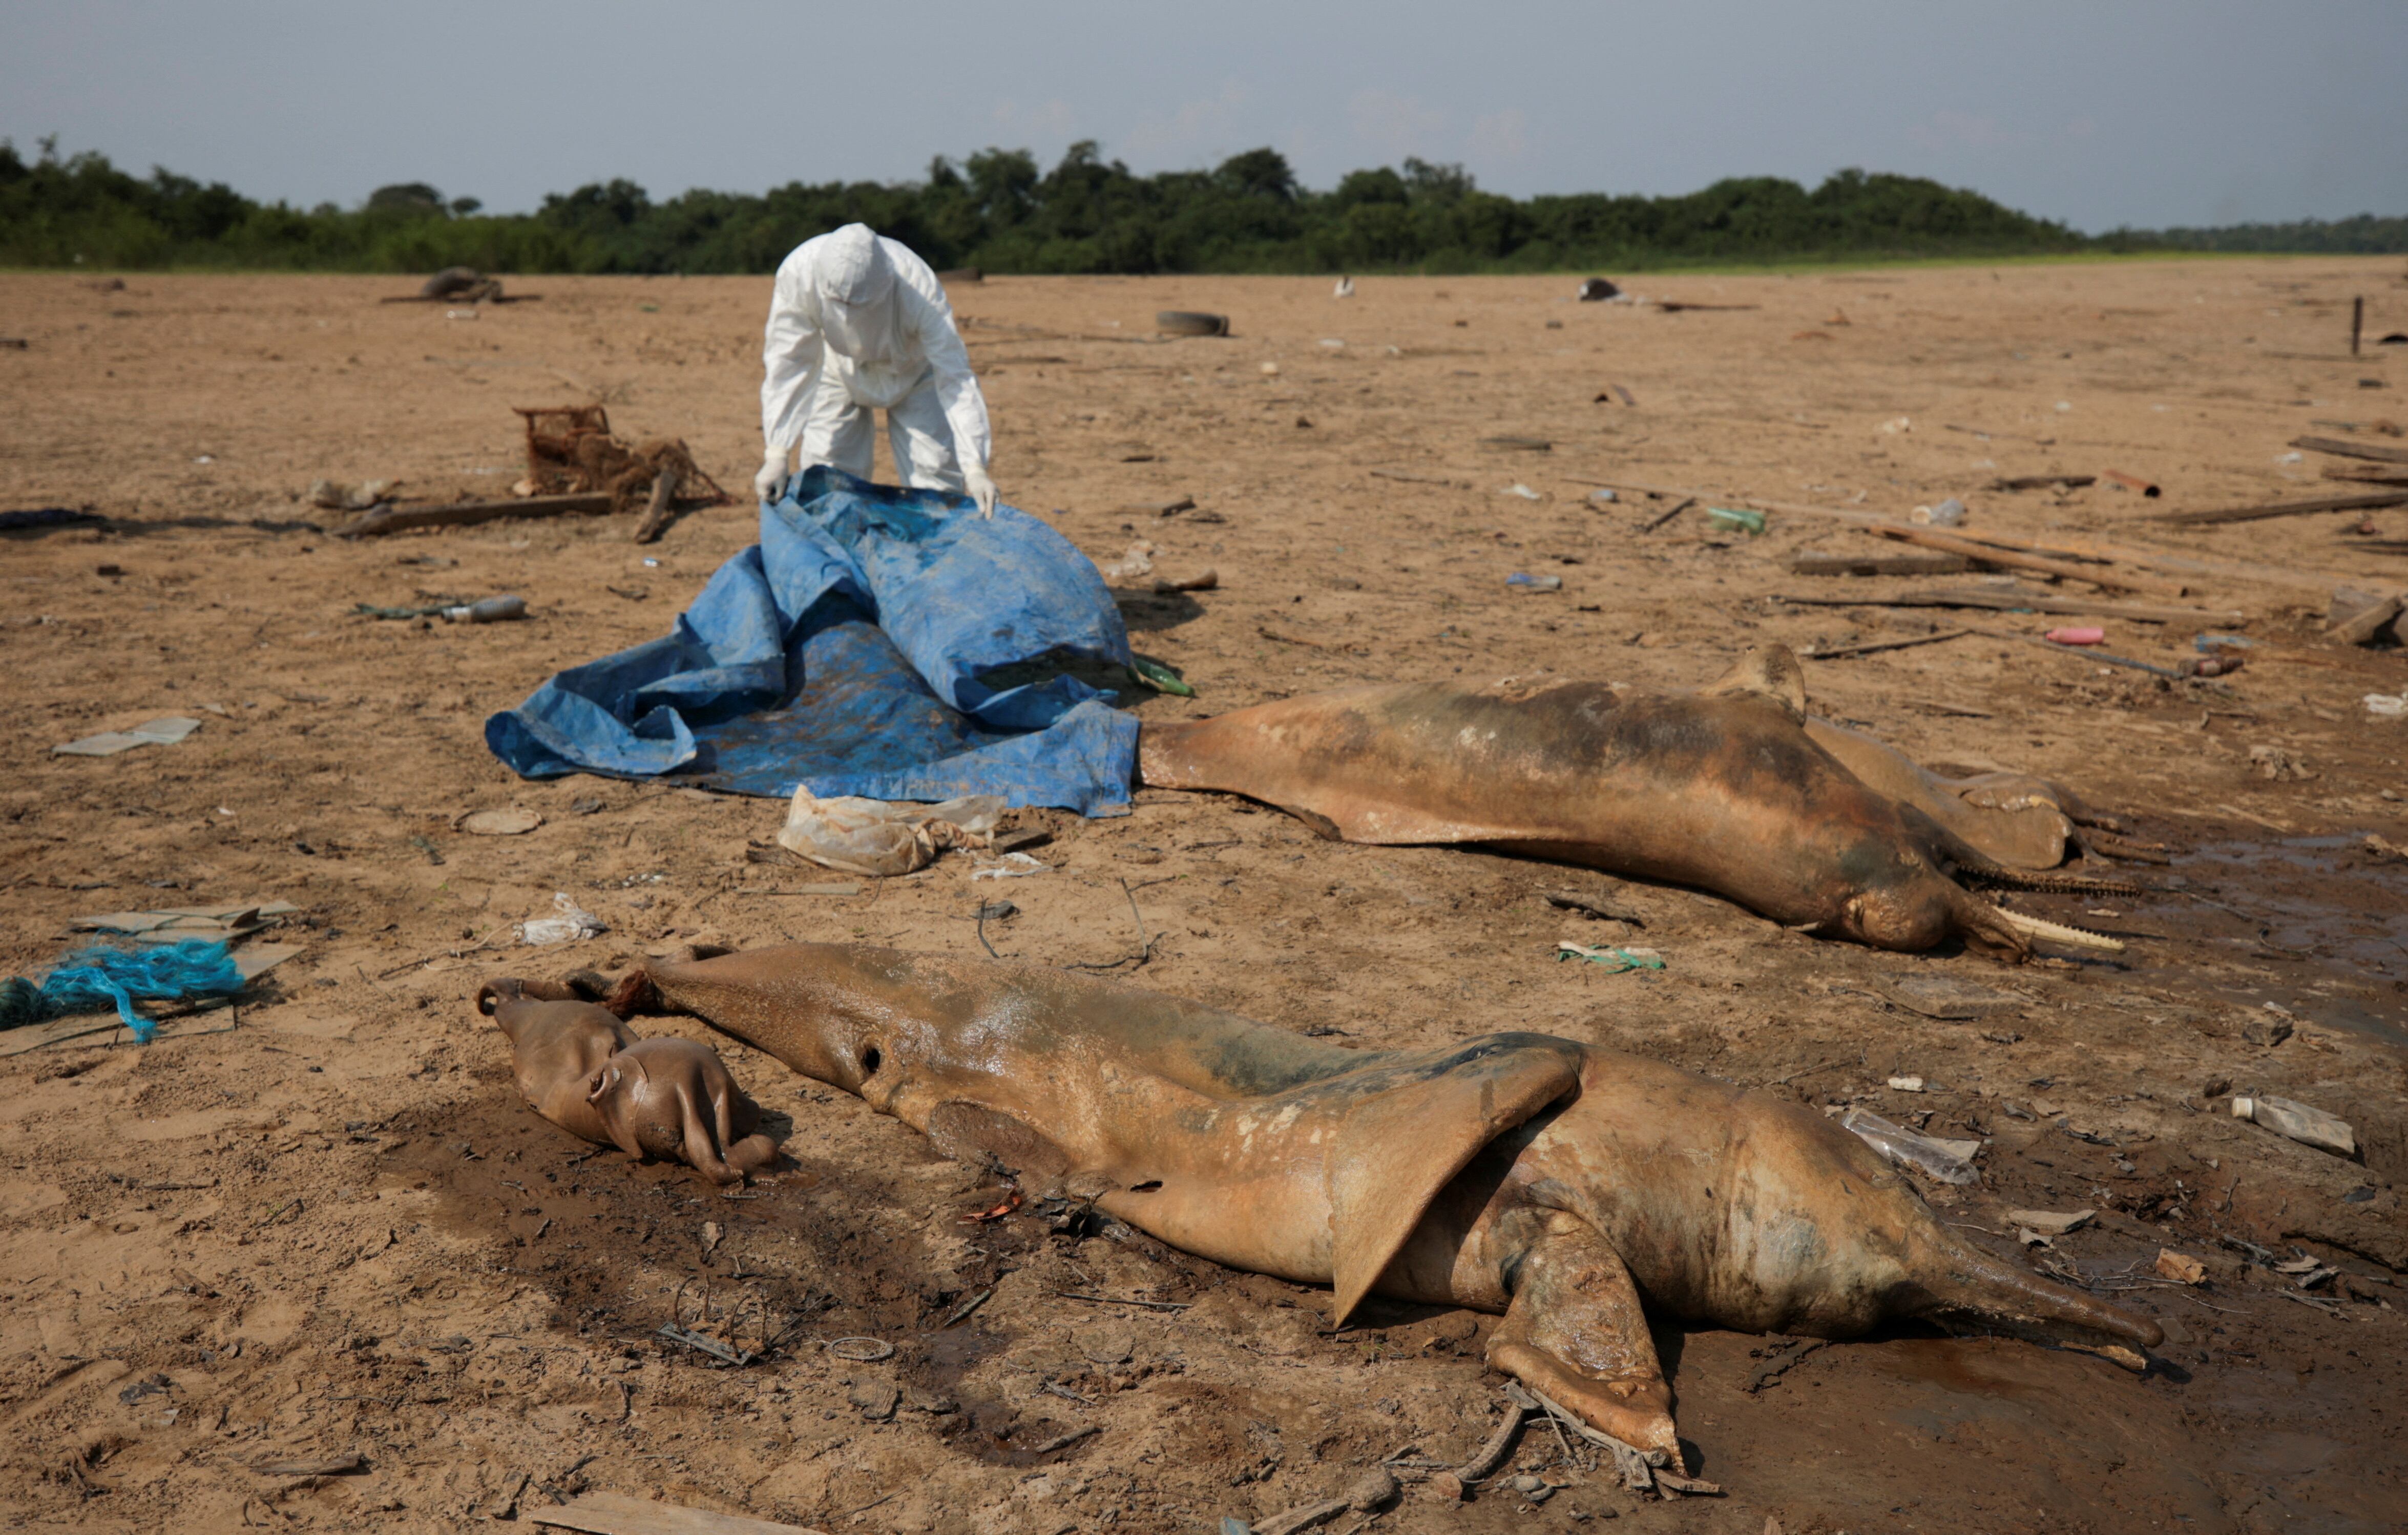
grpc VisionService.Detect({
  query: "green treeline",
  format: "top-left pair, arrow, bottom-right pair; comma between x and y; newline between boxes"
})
2,135 -> 2399,276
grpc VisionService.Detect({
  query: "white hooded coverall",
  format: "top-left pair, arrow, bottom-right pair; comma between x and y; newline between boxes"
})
758,223 -> 992,504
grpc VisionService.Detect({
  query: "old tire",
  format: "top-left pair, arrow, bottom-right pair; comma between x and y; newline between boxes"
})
1156,310 -> 1229,337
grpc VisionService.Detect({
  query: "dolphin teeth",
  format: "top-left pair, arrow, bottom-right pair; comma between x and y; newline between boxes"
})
1991,906 -> 2125,953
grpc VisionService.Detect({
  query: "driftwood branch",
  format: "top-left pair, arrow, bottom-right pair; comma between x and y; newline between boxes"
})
1867,525 -> 2176,595
2291,434 -> 2408,466
1775,588 -> 2245,625
335,493 -> 613,539
2152,488 -> 2408,527
1803,627 -> 1973,660
633,464 -> 684,544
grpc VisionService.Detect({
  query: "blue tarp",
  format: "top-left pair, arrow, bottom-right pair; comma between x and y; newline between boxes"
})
484,467 -> 1140,816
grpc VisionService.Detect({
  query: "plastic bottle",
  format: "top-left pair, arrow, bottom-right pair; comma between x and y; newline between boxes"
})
1839,1106 -> 1979,1184
444,595 -> 527,623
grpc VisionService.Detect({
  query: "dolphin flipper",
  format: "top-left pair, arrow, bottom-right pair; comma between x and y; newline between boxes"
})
1327,1036 -> 1583,1325
1485,1215 -> 1682,1469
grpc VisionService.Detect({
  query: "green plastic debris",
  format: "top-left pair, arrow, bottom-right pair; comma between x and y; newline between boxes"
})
1127,658 -> 1196,697
1556,940 -> 1665,972
1705,507 -> 1766,536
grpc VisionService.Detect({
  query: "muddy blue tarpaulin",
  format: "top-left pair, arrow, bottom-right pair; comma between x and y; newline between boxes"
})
484,467 -> 1139,815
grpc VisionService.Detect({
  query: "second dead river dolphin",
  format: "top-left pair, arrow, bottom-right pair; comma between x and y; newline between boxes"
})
573,941 -> 2163,1470
1139,645 -> 2129,958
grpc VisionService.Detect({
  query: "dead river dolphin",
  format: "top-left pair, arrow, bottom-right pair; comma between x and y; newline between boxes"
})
1139,646 -> 2128,957
559,942 -> 2162,1468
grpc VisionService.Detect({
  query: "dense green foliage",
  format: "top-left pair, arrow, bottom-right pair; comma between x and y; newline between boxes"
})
2103,214 -> 2408,255
3,135 -> 2397,275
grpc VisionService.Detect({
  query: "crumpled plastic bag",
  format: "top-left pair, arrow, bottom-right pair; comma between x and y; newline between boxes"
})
775,785 -> 1006,877
518,891 -> 607,945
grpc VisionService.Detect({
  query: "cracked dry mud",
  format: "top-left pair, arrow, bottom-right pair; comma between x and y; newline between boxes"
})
1,261 -> 2404,1532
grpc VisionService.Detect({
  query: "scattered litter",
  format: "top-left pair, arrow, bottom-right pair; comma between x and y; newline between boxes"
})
1588,488 -> 1618,504
1126,657 -> 1196,696
1482,436 -> 1553,452
517,893 -> 606,945
1317,338 -> 1346,350
1502,483 -> 1542,500
1879,416 -> 1912,435
446,595 -> 527,623
657,1322 -> 753,1368
1576,277 -> 1621,301
70,901 -> 298,942
1838,1106 -> 1979,1184
2045,627 -> 2106,646
308,478 -> 401,511
2231,1095 -> 2357,1158
1706,507 -> 1766,536
826,1336 -> 894,1361
1100,541 -> 1156,580
2004,1209 -> 2092,1236
0,939 -> 248,1043
775,785 -> 1004,878
54,716 -> 202,758
1152,569 -> 1218,594
971,852 -> 1050,880
1909,497 -> 1966,528
1333,277 -> 1354,298
1886,1075 -> 1926,1092
2100,469 -> 2161,497
1506,572 -> 1562,592
458,808 -> 543,836
1556,940 -> 1663,972
2155,1249 -> 2207,1285
1259,361 -> 1279,375
2365,693 -> 2407,718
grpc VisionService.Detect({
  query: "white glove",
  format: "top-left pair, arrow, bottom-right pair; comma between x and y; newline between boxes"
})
962,461 -> 998,520
753,447 -> 791,505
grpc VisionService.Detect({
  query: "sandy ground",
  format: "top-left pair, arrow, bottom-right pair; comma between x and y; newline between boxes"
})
1,259 -> 2405,1534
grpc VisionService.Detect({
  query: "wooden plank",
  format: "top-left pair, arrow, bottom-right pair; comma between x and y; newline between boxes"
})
1789,552 -> 1970,577
2323,465 -> 2408,486
1804,628 -> 1973,660
1775,588 -> 2244,625
2292,434 -> 2408,466
1556,472 -> 2359,593
334,493 -> 614,538
1866,525 -> 2181,595
533,1490 -> 825,1535
2153,489 -> 2408,527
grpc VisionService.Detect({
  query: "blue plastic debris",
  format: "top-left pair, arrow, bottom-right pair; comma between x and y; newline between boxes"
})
486,468 -> 1141,816
0,940 -> 247,1043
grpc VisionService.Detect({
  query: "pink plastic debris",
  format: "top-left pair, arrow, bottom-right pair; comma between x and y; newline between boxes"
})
2044,626 -> 2105,645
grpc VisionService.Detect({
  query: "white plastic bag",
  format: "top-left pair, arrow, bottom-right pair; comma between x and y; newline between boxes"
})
775,785 -> 1004,877
519,891 -> 606,945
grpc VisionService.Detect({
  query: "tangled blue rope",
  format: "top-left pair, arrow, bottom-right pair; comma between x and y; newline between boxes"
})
0,940 -> 246,1043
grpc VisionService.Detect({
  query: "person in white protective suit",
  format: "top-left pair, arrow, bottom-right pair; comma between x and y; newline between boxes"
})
753,223 -> 999,516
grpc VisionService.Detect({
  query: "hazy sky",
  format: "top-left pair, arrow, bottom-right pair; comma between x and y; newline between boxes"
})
8,1 -> 2403,232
